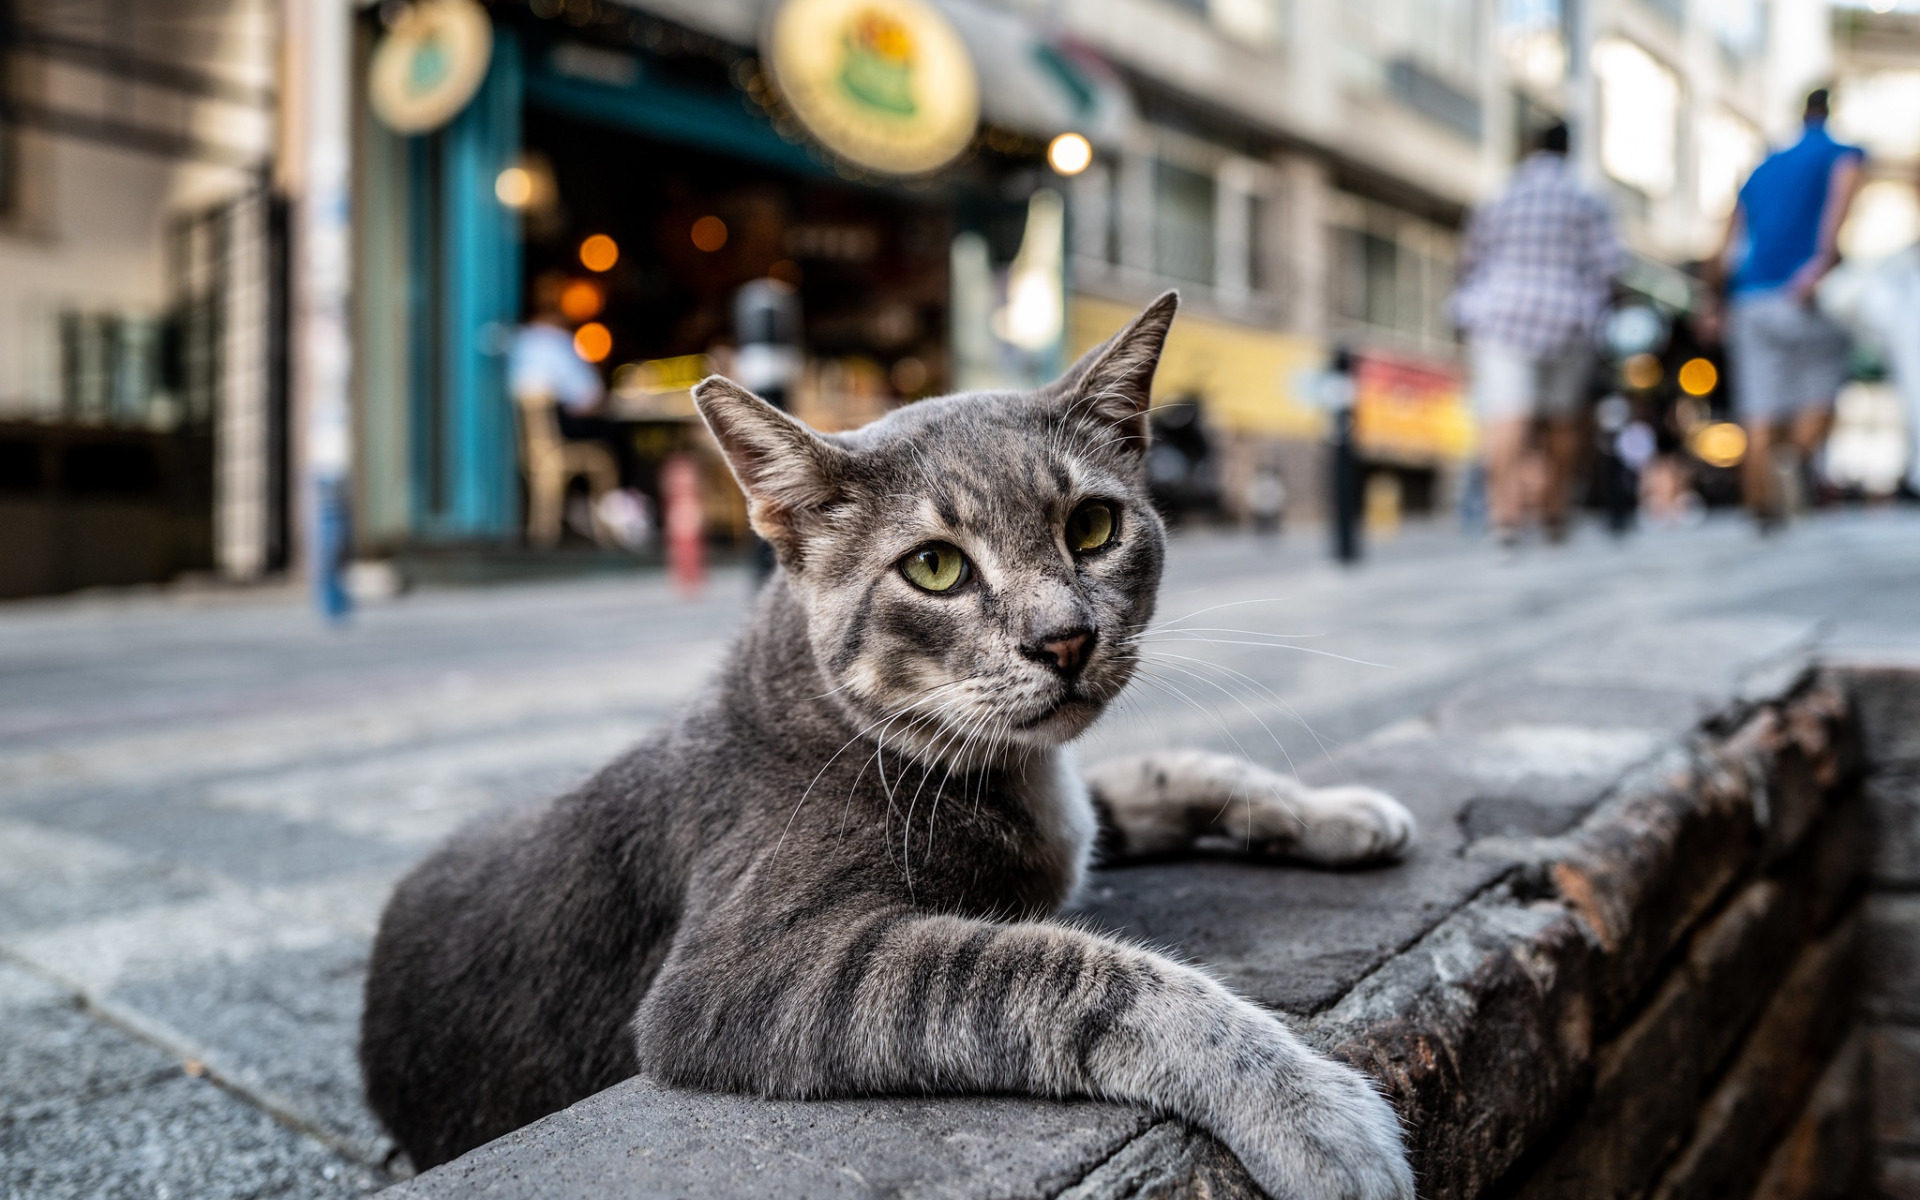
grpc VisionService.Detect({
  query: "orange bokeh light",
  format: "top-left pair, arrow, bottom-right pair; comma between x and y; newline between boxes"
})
573,322 -> 613,363
690,215 -> 728,253
578,234 -> 619,272
559,280 -> 604,322
1677,357 -> 1719,396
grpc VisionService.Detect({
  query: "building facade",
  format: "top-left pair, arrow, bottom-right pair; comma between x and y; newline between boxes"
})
0,0 -> 284,597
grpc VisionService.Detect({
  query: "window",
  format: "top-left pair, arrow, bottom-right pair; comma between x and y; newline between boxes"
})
1697,108 -> 1764,220
1329,195 -> 1458,355
1595,38 -> 1680,197
1153,160 -> 1217,286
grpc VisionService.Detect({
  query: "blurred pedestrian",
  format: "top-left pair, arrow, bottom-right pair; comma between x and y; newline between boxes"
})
1701,89 -> 1864,530
1452,121 -> 1624,548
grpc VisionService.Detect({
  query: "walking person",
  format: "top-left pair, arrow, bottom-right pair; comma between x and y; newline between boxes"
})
1452,122 -> 1624,548
1701,89 -> 1865,530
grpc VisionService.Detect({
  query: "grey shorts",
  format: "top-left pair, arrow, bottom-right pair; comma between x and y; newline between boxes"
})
1726,291 -> 1851,421
1469,339 -> 1592,423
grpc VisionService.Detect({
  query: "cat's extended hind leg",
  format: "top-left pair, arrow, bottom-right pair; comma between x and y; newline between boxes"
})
1083,750 -> 1415,865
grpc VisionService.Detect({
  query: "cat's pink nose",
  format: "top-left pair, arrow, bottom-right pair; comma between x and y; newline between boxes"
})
1040,630 -> 1091,674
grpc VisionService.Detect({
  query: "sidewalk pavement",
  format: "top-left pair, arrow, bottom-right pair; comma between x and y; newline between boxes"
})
3,512 -> 1917,1198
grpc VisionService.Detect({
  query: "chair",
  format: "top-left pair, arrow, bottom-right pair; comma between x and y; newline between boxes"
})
514,392 -> 619,548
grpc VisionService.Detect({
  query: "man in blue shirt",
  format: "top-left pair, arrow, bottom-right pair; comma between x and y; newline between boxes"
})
1704,90 -> 1865,529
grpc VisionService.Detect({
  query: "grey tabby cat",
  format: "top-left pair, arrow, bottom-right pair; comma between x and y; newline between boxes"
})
360,293 -> 1417,1199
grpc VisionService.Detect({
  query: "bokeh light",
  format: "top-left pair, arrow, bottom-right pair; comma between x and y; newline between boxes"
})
579,234 -> 619,272
690,216 -> 729,252
559,280 -> 604,322
494,167 -> 533,209
573,321 -> 613,363
1624,353 -> 1663,390
1691,421 -> 1748,468
1047,132 -> 1093,176
1678,357 -> 1719,396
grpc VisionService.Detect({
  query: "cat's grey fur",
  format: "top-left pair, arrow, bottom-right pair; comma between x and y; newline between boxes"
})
359,293 -> 1417,1199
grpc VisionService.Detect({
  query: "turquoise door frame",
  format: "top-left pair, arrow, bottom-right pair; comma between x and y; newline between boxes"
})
407,32 -> 523,542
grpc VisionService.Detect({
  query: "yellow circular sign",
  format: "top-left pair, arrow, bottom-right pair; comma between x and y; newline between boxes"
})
369,0 -> 493,135
765,0 -> 980,176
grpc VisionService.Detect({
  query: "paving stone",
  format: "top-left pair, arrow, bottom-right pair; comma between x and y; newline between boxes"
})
16,784 -> 418,887
0,962 -> 179,1120
107,938 -> 391,1162
1,1069 -> 380,1200
0,961 -> 379,1200
384,1078 -> 1158,1200
1076,853 -> 1508,1016
0,818 -> 213,934
1056,1120 -> 1261,1200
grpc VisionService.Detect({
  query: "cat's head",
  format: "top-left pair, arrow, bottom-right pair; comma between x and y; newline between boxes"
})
694,292 -> 1177,761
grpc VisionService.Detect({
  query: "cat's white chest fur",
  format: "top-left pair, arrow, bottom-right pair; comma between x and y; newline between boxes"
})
1003,747 -> 1098,910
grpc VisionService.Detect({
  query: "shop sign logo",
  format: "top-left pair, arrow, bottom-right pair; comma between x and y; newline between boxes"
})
370,0 -> 493,135
766,0 -> 978,176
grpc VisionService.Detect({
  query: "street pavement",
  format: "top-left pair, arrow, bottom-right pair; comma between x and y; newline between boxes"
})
2,510 -> 1917,1198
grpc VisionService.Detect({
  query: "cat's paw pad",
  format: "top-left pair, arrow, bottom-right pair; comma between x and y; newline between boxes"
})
1293,786 -> 1416,864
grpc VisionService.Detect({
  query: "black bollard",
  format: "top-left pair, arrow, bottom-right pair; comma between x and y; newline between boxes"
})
1328,349 -> 1362,564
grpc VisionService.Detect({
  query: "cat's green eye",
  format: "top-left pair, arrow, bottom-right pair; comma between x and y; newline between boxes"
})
1066,501 -> 1115,553
901,542 -> 969,593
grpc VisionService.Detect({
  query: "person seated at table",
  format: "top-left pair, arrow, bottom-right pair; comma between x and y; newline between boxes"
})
510,272 -> 618,451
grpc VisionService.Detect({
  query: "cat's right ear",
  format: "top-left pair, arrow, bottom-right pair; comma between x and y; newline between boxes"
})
694,376 -> 847,559
1053,291 -> 1178,458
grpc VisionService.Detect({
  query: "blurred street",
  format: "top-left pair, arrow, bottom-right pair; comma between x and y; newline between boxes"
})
3,512 -> 1918,1198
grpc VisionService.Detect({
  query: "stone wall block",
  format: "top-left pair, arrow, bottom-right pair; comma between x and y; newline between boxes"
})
1311,895 -> 1599,1200
1512,968 -> 1702,1200
1866,894 -> 1920,1025
1648,913 -> 1862,1200
1872,1026 -> 1920,1157
1684,878 -> 1798,1081
1803,792 -> 1871,935
1882,1155 -> 1920,1200
1842,667 -> 1920,769
1750,1030 -> 1872,1200
1550,761 -> 1756,1031
1867,770 -> 1920,889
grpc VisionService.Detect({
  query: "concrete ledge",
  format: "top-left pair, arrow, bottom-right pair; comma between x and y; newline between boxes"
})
390,626 -> 1898,1200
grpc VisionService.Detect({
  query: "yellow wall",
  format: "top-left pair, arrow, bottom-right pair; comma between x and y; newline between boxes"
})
1067,295 -> 1327,439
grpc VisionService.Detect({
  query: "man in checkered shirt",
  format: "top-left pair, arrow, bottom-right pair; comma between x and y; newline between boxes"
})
1452,122 -> 1624,545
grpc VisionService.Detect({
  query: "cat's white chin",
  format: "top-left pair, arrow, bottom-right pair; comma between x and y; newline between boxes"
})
1006,695 -> 1104,745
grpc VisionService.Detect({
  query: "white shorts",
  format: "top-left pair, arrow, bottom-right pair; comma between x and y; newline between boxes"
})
1469,339 -> 1592,423
1726,291 -> 1851,422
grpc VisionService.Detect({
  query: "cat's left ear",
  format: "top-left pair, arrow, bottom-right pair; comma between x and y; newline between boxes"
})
1053,290 -> 1178,457
694,376 -> 848,561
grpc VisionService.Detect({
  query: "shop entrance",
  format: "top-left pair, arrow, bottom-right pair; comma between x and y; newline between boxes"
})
515,103 -> 952,538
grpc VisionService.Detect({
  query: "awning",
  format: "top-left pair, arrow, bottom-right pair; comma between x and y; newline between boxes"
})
932,0 -> 1136,150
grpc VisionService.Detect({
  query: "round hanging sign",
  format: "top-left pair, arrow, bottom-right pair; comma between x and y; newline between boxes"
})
764,0 -> 980,176
369,0 -> 493,135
